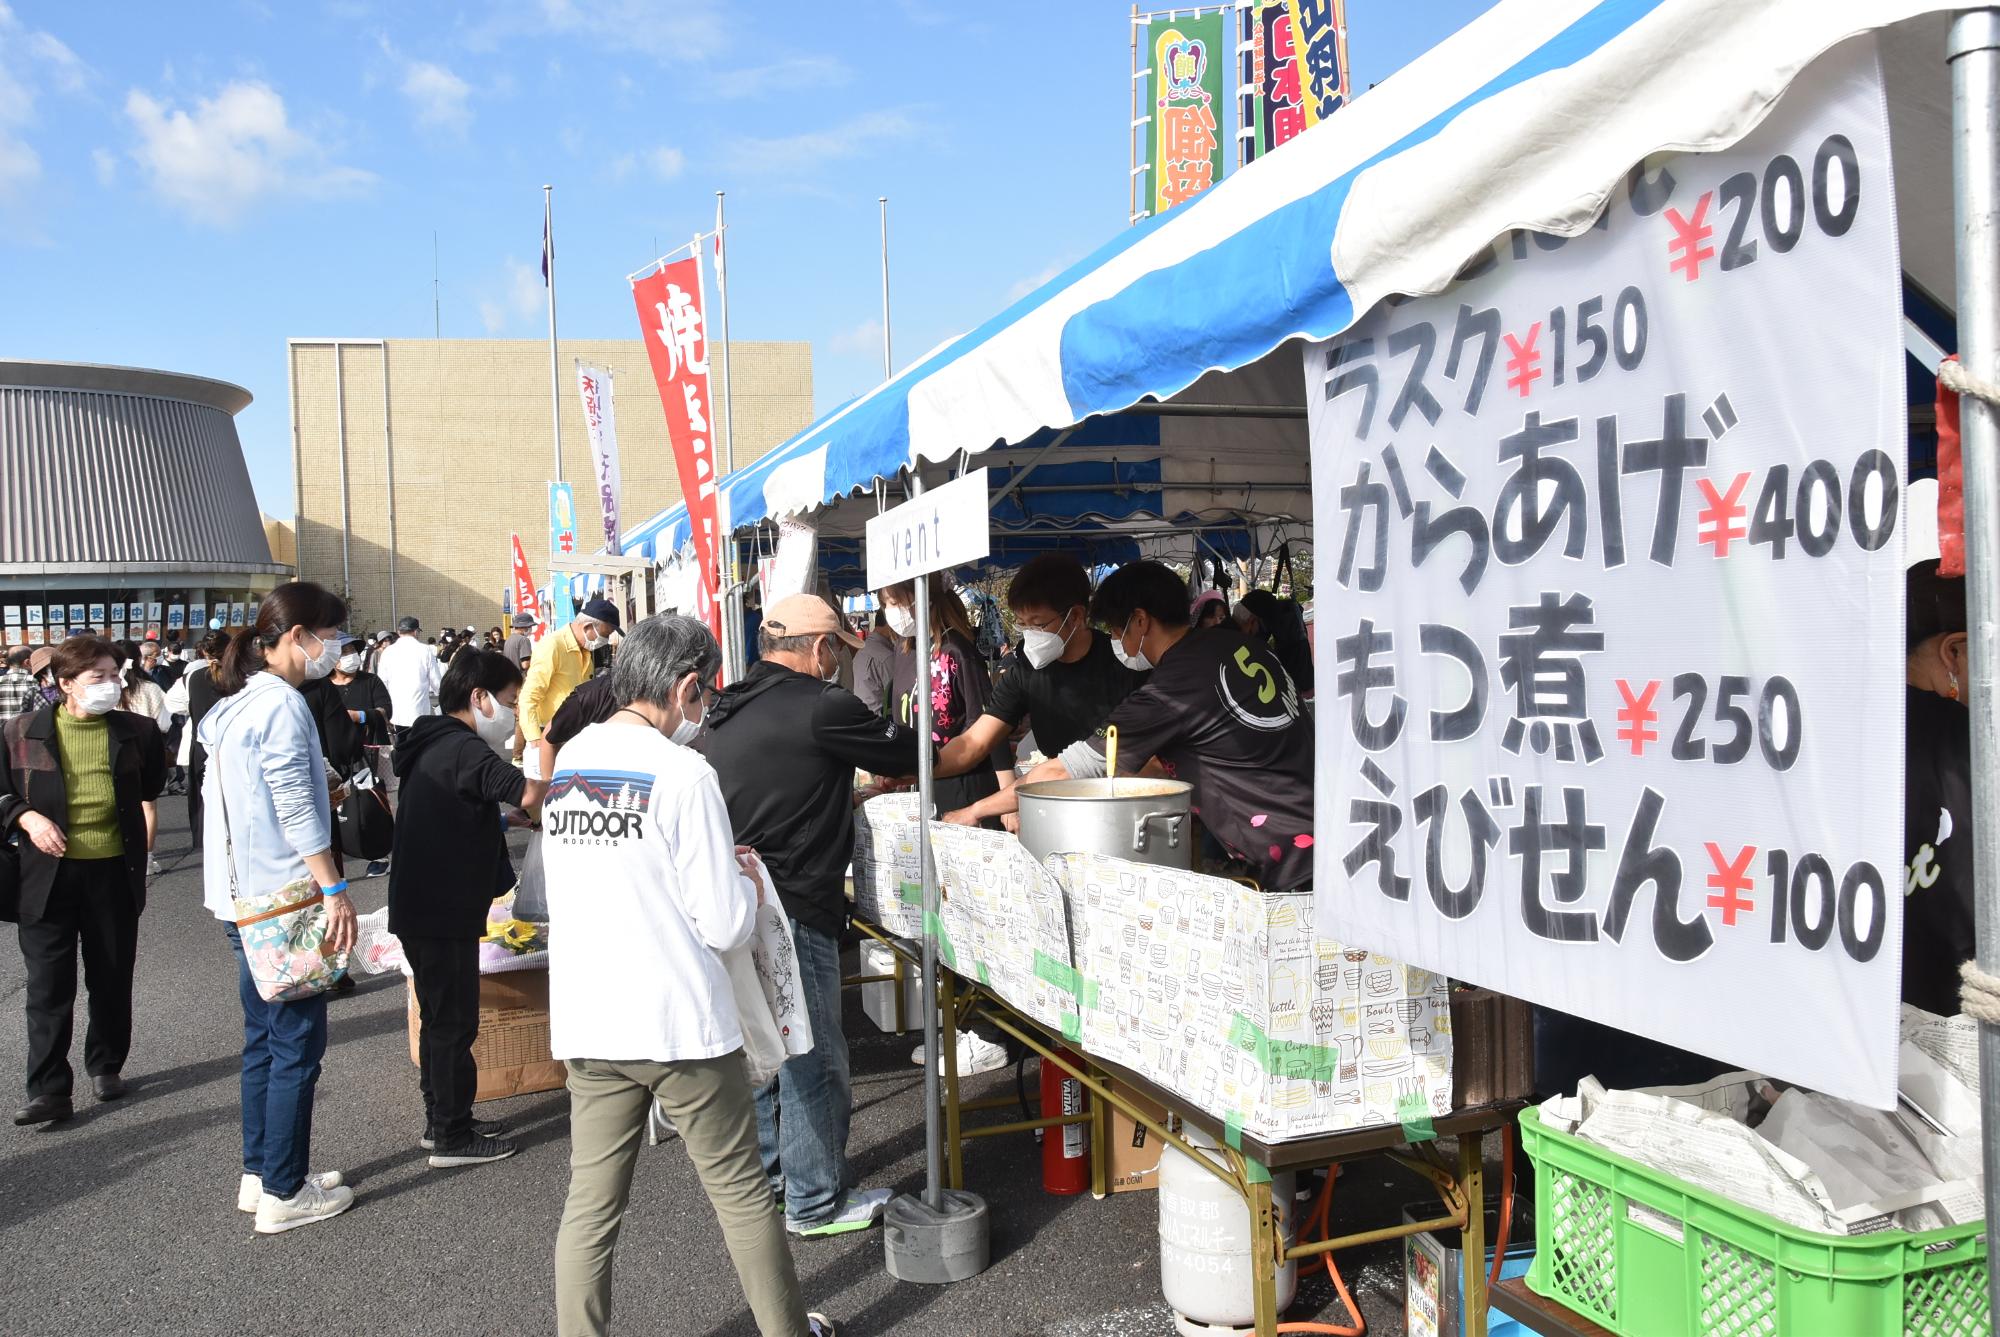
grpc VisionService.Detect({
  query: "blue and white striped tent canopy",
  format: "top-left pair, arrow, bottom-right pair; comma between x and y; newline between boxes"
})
708,0 -> 1959,543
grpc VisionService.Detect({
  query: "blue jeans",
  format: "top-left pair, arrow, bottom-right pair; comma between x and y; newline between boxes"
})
226,925 -> 328,1201
753,919 -> 851,1227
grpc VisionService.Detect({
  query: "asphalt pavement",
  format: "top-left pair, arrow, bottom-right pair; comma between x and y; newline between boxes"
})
0,800 -> 1432,1337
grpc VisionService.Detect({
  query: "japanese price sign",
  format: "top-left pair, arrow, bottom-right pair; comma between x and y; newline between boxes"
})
1307,46 -> 1905,1105
1148,11 -> 1224,215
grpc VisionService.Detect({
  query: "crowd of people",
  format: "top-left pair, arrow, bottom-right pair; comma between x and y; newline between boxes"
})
0,538 -> 1974,1335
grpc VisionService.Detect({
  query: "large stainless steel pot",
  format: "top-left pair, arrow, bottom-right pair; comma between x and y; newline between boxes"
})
1013,777 -> 1195,870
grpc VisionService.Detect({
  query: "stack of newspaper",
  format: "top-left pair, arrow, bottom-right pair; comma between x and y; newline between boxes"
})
1541,1007 -> 1983,1236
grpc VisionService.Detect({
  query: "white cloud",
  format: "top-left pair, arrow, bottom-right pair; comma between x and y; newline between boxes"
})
124,80 -> 375,225
708,54 -> 848,100
1007,262 -> 1067,303
829,318 -> 883,357
729,108 -> 920,176
479,256 -> 544,333
91,146 -> 116,185
0,4 -> 92,209
645,145 -> 683,179
468,0 -> 729,64
401,59 -> 472,134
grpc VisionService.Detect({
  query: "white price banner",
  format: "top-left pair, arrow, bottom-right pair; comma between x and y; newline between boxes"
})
1307,46 -> 1905,1105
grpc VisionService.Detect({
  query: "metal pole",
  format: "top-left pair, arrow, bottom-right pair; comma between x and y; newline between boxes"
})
879,196 -> 893,379
715,194 -> 742,679
1949,10 -> 2000,1309
1131,4 -> 1142,225
381,342 -> 398,624
334,341 -> 350,602
545,184 -> 563,483
914,472 -> 943,1212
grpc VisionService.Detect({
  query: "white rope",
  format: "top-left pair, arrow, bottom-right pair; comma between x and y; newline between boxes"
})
1939,357 -> 2000,409
1958,960 -> 2000,1026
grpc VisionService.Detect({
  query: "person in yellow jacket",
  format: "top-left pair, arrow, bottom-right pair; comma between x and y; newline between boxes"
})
518,598 -> 620,782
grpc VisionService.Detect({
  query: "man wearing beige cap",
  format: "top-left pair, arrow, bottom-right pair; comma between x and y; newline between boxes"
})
696,593 -> 927,1239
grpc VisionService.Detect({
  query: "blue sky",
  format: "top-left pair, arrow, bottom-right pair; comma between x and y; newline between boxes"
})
0,0 -> 1497,518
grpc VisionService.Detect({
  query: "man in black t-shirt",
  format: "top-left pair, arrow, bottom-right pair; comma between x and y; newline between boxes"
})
936,554 -> 1146,825
953,560 -> 1314,891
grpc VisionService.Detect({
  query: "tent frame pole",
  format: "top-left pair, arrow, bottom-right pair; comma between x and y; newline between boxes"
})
1950,10 -> 2000,1307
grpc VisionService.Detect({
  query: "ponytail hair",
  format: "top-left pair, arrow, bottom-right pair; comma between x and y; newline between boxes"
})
214,581 -> 348,697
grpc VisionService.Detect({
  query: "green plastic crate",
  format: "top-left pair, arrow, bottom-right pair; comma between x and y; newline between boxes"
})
1518,1105 -> 1988,1336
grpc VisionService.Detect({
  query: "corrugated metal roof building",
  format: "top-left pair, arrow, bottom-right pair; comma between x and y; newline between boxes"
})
0,359 -> 293,646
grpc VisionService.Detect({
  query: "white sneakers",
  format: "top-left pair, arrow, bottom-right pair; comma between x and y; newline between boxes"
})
909,1032 -> 1010,1076
237,1170 -> 346,1213
250,1175 -> 355,1234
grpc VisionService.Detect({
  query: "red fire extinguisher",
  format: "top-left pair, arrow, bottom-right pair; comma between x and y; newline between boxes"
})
1041,1049 -> 1089,1196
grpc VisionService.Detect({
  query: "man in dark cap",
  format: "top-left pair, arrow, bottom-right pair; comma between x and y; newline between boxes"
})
503,613 -> 536,671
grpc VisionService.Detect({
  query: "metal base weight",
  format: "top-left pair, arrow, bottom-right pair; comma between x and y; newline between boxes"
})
882,1189 -> 992,1285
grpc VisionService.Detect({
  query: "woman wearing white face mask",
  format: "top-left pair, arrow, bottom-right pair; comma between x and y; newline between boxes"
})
880,573 -> 1008,824
387,649 -> 545,1167
197,581 -> 359,1231
0,635 -> 168,1126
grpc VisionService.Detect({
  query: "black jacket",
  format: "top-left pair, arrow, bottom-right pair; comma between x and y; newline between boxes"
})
186,666 -> 223,776
0,706 -> 167,922
388,714 -> 526,939
335,671 -> 394,750
696,660 -> 926,938
303,676 -> 363,777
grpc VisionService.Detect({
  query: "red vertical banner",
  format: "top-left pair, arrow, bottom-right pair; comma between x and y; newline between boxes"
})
633,257 -> 723,638
509,533 -> 545,641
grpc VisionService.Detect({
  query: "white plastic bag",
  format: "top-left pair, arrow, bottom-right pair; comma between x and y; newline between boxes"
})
351,905 -> 407,976
725,860 -> 815,1087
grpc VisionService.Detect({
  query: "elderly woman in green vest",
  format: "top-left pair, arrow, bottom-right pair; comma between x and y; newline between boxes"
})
0,634 -> 167,1126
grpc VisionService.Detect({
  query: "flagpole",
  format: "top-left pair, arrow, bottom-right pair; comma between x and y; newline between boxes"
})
544,184 -> 564,484
714,195 -> 743,679
715,192 -> 736,473
879,195 -> 893,379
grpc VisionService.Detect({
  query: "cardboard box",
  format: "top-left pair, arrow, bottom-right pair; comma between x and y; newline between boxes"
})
1107,1081 -> 1173,1194
406,967 -> 567,1103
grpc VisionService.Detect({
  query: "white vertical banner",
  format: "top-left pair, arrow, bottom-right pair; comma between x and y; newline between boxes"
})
576,362 -> 624,556
1306,45 -> 1905,1106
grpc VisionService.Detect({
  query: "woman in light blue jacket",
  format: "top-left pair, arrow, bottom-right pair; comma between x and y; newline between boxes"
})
198,581 -> 358,1236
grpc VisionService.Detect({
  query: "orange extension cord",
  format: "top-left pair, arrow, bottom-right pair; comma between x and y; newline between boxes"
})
1272,1126 -> 1519,1336
1275,1164 -> 1366,1336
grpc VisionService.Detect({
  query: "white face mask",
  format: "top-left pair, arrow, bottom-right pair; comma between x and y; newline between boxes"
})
578,621 -> 605,652
77,681 -> 123,715
669,677 -> 703,745
1020,608 -> 1077,671
300,629 -> 341,680
474,691 -> 517,754
884,603 -> 917,638
336,653 -> 362,674
1112,621 -> 1153,673
818,638 -> 844,683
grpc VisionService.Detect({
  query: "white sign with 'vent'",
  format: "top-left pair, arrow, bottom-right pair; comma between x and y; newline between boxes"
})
865,469 -> 991,589
1307,45 -> 1905,1106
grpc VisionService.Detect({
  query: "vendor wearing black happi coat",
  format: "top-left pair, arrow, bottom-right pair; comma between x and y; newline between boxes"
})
936,553 -> 1147,826
949,560 -> 1314,891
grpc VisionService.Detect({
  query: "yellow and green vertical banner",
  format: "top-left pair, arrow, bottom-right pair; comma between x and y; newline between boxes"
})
1283,0 -> 1350,130
1148,10 -> 1225,215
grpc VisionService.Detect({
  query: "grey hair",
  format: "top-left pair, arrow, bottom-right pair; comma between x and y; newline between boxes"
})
757,627 -> 820,659
611,614 -> 721,708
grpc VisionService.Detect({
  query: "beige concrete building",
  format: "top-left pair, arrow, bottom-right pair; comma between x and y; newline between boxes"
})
289,338 -> 811,635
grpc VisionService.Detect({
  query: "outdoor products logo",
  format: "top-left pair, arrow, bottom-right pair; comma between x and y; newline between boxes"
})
546,769 -> 654,843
